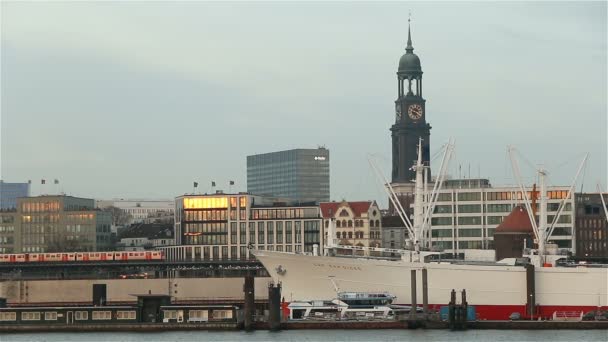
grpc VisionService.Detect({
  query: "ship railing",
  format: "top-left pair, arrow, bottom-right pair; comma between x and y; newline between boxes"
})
552,311 -> 583,321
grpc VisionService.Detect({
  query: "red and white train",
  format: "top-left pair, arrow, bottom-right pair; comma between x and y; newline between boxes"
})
0,251 -> 164,263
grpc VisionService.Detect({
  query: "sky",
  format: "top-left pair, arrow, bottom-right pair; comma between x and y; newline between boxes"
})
1,2 -> 606,207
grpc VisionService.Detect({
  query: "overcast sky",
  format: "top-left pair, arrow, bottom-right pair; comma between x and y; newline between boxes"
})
1,2 -> 606,207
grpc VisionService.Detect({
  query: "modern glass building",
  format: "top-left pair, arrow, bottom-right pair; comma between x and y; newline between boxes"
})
247,148 -> 330,203
164,193 -> 322,261
0,181 -> 30,210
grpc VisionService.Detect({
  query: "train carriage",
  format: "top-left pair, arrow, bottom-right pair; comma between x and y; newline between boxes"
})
0,254 -> 26,263
0,251 -> 164,263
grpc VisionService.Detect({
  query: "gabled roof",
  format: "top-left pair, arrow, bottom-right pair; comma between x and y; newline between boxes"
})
319,201 -> 374,218
495,205 -> 534,234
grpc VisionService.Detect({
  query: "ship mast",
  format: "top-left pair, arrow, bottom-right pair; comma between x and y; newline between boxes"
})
412,138 -> 425,255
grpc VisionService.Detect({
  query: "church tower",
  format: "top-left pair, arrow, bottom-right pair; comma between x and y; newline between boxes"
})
391,21 -> 431,183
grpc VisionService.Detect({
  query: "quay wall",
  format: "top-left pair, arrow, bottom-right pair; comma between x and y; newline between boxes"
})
0,277 -> 273,305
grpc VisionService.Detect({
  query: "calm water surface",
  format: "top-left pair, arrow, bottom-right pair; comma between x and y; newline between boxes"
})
1,330 -> 607,342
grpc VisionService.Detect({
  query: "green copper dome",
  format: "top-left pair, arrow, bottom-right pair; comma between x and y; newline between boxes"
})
398,53 -> 421,74
397,22 -> 422,76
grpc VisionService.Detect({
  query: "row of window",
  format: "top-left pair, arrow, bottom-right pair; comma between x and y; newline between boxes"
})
431,215 -> 571,227
437,191 -> 573,202
334,220 -> 381,228
335,231 -> 381,239
20,202 -> 61,213
251,208 -> 317,220
0,311 -> 136,321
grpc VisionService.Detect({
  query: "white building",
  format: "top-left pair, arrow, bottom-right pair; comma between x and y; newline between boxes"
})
428,179 -> 575,255
96,199 -> 174,224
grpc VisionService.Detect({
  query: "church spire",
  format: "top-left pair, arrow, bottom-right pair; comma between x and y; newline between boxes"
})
406,14 -> 414,53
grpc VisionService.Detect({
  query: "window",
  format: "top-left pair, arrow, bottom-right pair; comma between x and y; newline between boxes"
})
336,220 -> 341,228
22,312 -> 41,321
75,311 -> 88,320
434,205 -> 452,214
458,241 -> 482,249
547,191 -> 569,199
92,311 -> 112,320
267,222 -> 274,244
458,217 -> 482,225
164,310 -> 178,320
44,312 -> 58,321
457,192 -> 481,201
347,220 -> 353,227
295,221 -> 302,243
486,204 -> 512,213
487,216 -> 503,225
117,311 -> 136,320
286,221 -> 293,243
339,209 -> 349,217
437,193 -> 452,202
486,192 -> 512,201
433,241 -> 453,249
458,228 -> 482,237
547,215 -> 571,224
431,229 -> 452,238
189,310 -> 207,321
431,217 -> 452,226
458,204 -> 481,213
212,310 -> 233,319
258,222 -> 264,244
370,220 -> 375,228
0,312 -> 16,321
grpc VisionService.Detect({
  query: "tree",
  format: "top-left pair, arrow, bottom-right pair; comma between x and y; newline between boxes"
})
103,206 -> 132,227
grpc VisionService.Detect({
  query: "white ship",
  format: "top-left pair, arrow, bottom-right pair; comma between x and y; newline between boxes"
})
253,143 -> 608,320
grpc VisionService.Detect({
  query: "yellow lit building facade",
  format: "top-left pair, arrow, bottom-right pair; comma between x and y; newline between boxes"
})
165,193 -> 322,261
0,196 -> 112,253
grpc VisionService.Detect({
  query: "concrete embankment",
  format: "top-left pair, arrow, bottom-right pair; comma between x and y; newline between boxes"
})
1,320 -> 606,332
0,322 -> 240,333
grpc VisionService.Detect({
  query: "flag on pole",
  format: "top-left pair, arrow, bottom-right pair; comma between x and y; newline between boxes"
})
193,182 -> 198,188
229,181 -> 235,185
54,179 -> 59,185
211,181 -> 216,187
41,179 -> 46,185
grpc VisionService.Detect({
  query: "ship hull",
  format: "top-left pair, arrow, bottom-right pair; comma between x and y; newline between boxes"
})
253,250 -> 608,320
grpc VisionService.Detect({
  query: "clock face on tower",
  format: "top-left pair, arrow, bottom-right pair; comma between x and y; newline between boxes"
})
408,104 -> 423,120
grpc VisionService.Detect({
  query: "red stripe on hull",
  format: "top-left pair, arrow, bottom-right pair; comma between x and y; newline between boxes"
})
428,304 -> 608,320
285,302 -> 608,321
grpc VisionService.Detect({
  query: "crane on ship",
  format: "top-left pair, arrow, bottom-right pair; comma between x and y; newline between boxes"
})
324,138 -> 454,262
508,146 -> 588,267
597,183 -> 608,223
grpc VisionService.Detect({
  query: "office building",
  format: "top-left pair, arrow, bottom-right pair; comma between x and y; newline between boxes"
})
247,148 -> 330,203
0,195 -> 112,253
0,181 -> 30,210
428,180 -> 575,254
162,193 -> 322,261
574,193 -> 608,258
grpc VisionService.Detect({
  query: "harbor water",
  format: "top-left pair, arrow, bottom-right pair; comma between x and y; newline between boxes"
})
1,330 -> 607,342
